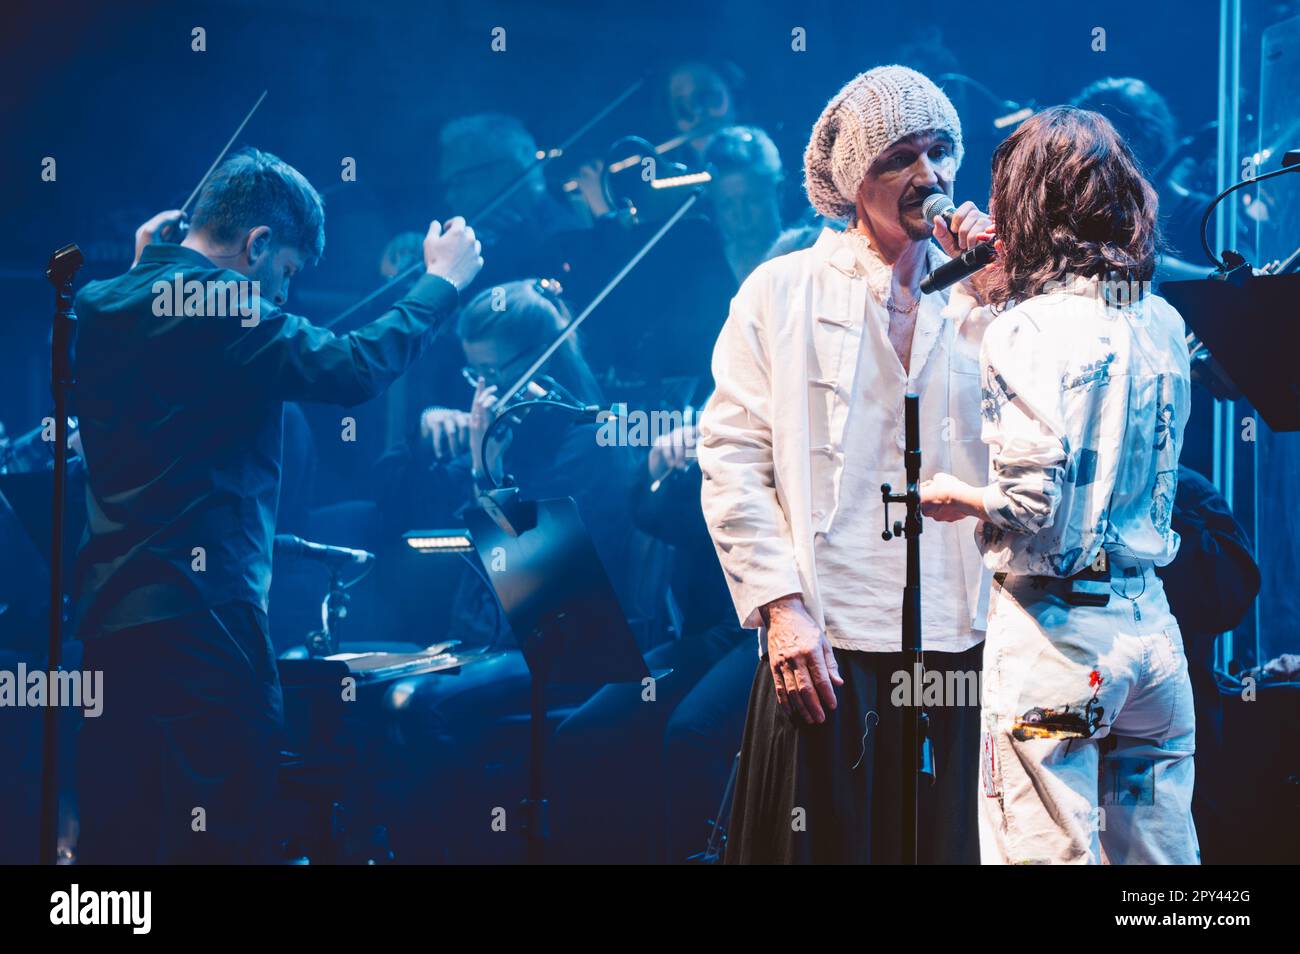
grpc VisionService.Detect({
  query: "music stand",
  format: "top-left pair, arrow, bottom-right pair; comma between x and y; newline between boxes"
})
461,495 -> 648,863
1161,273 -> 1300,431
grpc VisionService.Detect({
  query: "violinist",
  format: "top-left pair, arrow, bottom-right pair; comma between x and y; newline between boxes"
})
72,147 -> 483,863
662,60 -> 743,164
378,279 -> 639,641
704,125 -> 787,286
381,113 -> 592,420
568,60 -> 743,221
437,114 -> 590,293
369,281 -> 640,848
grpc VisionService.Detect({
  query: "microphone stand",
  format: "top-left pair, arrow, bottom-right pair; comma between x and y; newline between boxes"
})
1198,151 -> 1300,273
40,244 -> 84,865
304,570 -> 349,658
880,392 -> 928,865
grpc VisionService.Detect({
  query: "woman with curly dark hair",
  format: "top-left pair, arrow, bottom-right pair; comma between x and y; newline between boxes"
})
920,107 -> 1198,864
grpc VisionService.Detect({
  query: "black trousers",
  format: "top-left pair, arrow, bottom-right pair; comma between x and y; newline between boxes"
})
549,621 -> 750,863
726,642 -> 982,864
78,602 -> 284,864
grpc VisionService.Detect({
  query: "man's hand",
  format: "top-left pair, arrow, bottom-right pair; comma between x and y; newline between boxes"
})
647,424 -> 697,481
932,203 -> 997,304
930,200 -> 994,259
133,209 -> 184,267
763,595 -> 843,724
919,472 -> 985,522
423,217 -> 483,291
419,406 -> 471,459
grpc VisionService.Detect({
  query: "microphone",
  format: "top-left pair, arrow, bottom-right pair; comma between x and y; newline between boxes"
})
919,193 -> 997,295
273,533 -> 375,569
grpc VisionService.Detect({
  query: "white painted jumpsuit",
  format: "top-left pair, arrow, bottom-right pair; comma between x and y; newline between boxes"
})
975,276 -> 1199,865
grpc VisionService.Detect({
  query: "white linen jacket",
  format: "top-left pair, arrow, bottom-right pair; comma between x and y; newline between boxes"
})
698,226 -> 994,640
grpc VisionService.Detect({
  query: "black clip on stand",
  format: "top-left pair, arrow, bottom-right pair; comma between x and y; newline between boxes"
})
41,244 -> 84,865
880,392 -> 935,865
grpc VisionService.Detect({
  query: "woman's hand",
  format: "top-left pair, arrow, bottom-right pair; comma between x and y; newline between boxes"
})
467,377 -> 499,478
919,472 -> 987,522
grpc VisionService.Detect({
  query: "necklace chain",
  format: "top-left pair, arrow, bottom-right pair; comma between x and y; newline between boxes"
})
885,295 -> 920,316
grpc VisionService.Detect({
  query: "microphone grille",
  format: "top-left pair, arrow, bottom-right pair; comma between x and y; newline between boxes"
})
921,192 -> 955,223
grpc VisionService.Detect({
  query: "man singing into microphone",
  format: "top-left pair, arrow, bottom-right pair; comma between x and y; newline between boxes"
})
73,148 -> 483,863
698,66 -> 995,863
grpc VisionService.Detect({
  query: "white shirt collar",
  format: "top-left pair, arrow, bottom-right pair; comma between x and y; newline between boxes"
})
827,227 -> 950,306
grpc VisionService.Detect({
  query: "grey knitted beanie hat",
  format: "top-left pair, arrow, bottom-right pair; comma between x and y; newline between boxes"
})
804,65 -> 963,220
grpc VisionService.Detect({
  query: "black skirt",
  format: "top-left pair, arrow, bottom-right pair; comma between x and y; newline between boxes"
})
725,643 -> 983,864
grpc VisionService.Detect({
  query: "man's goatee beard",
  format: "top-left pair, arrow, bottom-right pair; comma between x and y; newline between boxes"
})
902,216 -> 934,242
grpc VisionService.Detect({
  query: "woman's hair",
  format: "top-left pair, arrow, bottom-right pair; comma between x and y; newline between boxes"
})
985,106 -> 1161,308
455,279 -> 602,405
